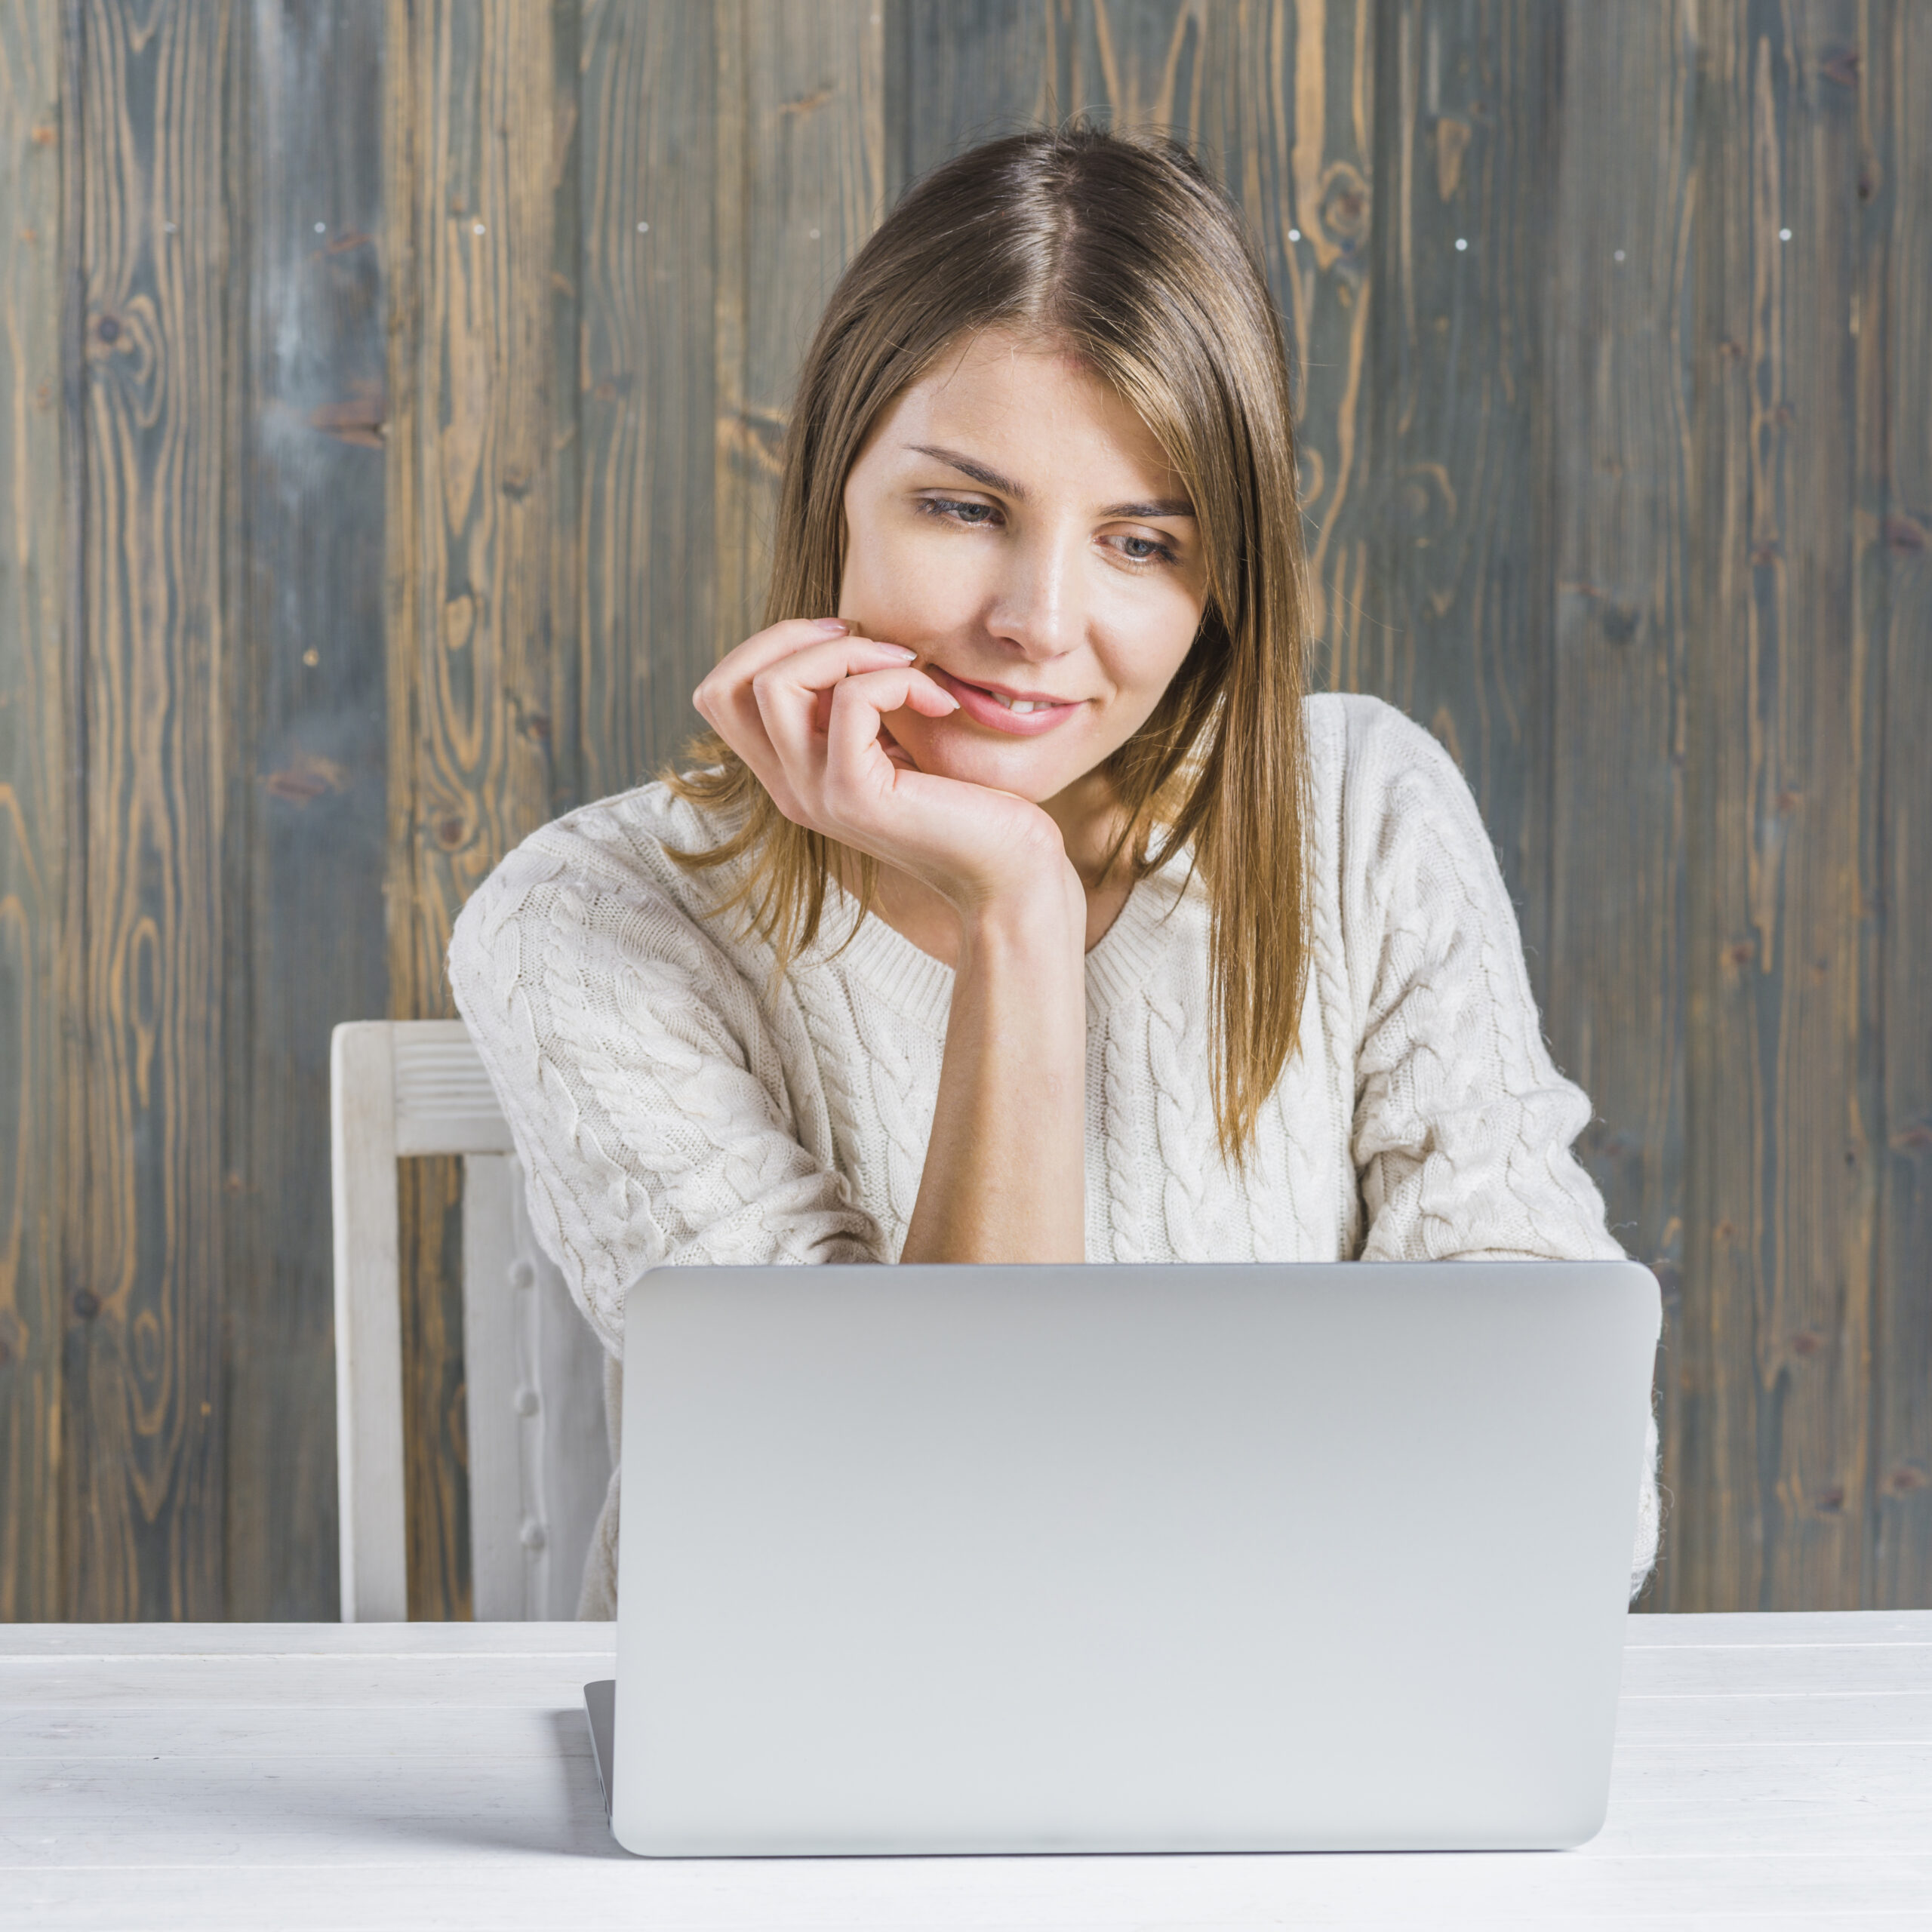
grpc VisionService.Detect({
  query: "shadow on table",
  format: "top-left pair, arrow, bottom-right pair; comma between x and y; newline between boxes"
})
258,1704 -> 632,1863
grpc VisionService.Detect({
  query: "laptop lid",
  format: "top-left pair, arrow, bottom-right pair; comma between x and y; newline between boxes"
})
608,1260 -> 1660,1857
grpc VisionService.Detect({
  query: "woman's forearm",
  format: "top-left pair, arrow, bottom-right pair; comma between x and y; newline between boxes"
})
899,876 -> 1088,1264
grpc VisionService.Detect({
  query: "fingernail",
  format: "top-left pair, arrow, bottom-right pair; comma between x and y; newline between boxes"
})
814,617 -> 851,633
884,645 -> 917,662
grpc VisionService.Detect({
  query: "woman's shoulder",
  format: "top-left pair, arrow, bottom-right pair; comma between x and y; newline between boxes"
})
1301,690 -> 1489,870
1302,690 -> 1464,794
447,776 -> 751,978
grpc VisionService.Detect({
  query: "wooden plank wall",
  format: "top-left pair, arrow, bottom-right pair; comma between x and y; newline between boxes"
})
0,0 -> 1925,1620
0,0 -> 64,1623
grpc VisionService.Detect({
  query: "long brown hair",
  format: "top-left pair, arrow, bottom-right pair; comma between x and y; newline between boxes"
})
669,121 -> 1312,1161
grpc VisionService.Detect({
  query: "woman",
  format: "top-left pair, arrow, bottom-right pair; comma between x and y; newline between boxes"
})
449,122 -> 1660,1617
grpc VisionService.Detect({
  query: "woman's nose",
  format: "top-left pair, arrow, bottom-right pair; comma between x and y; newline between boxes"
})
986,527 -> 1085,660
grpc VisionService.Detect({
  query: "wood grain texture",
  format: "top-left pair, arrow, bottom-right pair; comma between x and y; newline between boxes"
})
8,0 -> 1930,1627
384,0 -> 574,1619
1865,0 -> 1932,1603
5,1616 -> 1932,1924
714,0 -> 885,654
1357,0 -> 1558,959
574,0 -> 718,795
221,0 -> 389,1623
0,0 -> 65,1623
1220,0 -> 1377,701
1681,0 -> 1873,1611
893,0 -> 1054,182
1545,3 -> 1696,1608
66,0 -> 238,1620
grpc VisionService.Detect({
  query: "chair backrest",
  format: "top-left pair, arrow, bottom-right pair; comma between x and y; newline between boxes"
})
331,1020 -> 612,1622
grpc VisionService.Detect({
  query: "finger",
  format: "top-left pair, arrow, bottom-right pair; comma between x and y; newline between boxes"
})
727,637 -> 915,757
747,635 -> 918,712
768,664 -> 955,764
820,669 -> 959,786
693,619 -> 854,731
749,643 -> 925,769
695,618 -> 893,714
701,633 -> 909,816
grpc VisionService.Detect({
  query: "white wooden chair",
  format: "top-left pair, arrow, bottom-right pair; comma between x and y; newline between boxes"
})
331,1020 -> 612,1622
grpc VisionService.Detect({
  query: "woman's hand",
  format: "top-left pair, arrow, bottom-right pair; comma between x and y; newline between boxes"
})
698,617 -> 1089,1266
694,617 -> 1080,921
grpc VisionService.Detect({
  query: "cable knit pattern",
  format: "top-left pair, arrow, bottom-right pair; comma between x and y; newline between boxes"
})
448,692 -> 1661,1615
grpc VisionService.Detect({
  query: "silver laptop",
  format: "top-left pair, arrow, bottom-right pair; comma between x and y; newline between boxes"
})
584,1260 -> 1659,1857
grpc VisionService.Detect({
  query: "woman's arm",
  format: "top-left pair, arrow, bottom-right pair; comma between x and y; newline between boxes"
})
694,619 -> 1090,1264
1336,699 -> 1657,1597
899,867 -> 1088,1264
447,811 -> 887,1352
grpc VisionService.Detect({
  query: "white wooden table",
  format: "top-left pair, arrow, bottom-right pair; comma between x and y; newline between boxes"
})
5,1614 -> 1930,1930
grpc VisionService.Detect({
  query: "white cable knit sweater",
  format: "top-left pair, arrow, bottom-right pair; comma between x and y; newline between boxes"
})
448,691 -> 1662,1615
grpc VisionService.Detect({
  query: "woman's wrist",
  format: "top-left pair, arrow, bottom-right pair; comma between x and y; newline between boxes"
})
952,862 -> 1087,977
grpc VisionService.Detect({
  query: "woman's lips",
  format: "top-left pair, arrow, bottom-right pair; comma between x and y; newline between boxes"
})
924,665 -> 1084,737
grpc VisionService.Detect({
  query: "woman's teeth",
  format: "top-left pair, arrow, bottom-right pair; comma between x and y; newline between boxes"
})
990,691 -> 1049,714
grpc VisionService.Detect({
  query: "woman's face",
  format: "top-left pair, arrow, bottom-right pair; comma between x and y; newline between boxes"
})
838,329 -> 1208,811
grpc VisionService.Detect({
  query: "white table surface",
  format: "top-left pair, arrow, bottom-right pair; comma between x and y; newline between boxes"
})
5,1613 -> 1930,1930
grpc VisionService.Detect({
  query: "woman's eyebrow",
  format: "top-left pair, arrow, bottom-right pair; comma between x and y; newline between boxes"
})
906,443 -> 1195,519
907,443 -> 1026,499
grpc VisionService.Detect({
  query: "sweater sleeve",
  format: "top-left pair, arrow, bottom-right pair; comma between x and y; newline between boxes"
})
446,808 -> 885,1361
1338,698 -> 1660,1598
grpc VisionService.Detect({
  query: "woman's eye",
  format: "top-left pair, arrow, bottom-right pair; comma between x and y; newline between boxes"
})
918,497 -> 1001,528
1114,532 -> 1178,567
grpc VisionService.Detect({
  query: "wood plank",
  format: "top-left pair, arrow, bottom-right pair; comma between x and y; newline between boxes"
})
384,0 -> 574,1618
0,1617 -> 611,1656
18,1743 -> 1930,1855
1211,1 -> 1379,708
893,0 -> 1054,185
2,1703 -> 590,1758
220,0 -> 389,1624
14,1861 -> 1932,1932
65,0 -> 238,1621
1544,3 -> 1697,1611
3,1618 -> 1930,1927
1354,0 -> 1559,976
0,1652 -> 622,1706
1679,0 -> 1872,1612
0,0 -> 65,1623
1866,0 -> 1932,1605
574,0 -> 718,797
713,0 -> 886,655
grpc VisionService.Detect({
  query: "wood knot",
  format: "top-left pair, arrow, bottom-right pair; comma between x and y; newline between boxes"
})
72,1288 -> 100,1320
1318,163 -> 1371,246
1820,45 -> 1860,87
437,816 -> 466,849
1887,1464 -> 1927,1494
96,315 -> 120,343
1789,1329 -> 1824,1358
1882,516 -> 1926,552
1814,1483 -> 1845,1512
309,385 -> 387,448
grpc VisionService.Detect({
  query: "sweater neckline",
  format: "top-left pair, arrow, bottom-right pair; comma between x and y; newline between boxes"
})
811,855 -> 1195,1035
